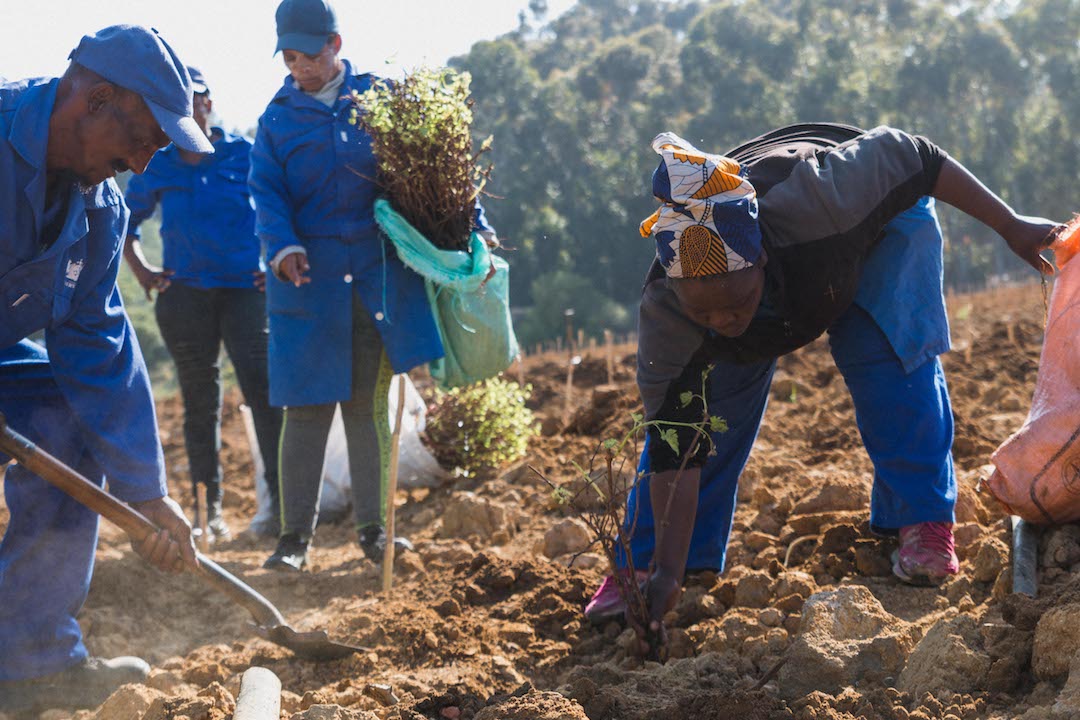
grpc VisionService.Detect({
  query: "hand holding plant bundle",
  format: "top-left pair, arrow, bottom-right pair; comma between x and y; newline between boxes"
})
351,66 -> 519,390
349,67 -> 492,252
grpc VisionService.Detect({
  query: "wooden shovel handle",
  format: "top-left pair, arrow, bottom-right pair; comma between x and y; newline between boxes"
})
0,414 -> 157,542
0,412 -> 286,628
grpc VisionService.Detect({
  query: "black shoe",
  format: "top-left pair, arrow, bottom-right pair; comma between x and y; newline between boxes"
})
263,532 -> 308,571
358,524 -> 414,562
0,656 -> 150,713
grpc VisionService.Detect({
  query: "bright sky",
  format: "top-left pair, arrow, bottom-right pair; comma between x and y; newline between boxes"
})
1,0 -> 575,132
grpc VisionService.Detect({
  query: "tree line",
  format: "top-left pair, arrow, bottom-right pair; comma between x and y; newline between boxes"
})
451,0 -> 1080,345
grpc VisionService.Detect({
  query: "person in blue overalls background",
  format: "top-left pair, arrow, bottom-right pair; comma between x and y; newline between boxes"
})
0,25 -> 205,712
250,0 -> 497,571
583,124 -> 1065,653
123,66 -> 283,542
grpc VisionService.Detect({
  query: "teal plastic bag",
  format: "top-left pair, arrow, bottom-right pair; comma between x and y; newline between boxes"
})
374,199 -> 519,388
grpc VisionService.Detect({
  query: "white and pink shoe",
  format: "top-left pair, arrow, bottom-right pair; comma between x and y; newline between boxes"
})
892,521 -> 960,586
584,569 -> 649,624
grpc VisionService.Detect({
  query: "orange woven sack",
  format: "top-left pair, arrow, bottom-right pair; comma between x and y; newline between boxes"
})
987,218 -> 1080,524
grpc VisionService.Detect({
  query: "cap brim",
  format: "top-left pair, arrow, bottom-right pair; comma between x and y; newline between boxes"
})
191,81 -> 209,95
145,97 -> 214,154
275,32 -> 328,56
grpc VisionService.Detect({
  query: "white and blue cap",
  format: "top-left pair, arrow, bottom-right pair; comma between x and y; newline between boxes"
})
69,25 -> 214,154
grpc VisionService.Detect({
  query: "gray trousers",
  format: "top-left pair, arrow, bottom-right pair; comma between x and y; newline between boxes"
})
278,294 -> 393,537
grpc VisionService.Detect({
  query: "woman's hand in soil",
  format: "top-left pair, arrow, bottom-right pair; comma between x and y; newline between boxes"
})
630,570 -> 682,660
131,497 -> 200,574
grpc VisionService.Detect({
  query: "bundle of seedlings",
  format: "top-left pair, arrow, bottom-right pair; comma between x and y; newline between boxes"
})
350,66 -> 492,252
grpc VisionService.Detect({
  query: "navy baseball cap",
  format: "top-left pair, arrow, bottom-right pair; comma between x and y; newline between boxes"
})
69,25 -> 213,154
275,0 -> 338,55
186,66 -> 208,95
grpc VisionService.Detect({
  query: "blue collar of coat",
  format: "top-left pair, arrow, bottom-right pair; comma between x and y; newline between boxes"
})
154,125 -> 239,165
8,77 -> 59,172
270,59 -> 373,112
7,78 -> 58,242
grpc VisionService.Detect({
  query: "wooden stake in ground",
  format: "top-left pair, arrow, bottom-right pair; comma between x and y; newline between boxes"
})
195,483 -> 210,553
604,329 -> 614,385
516,352 -> 525,387
382,375 -> 407,595
563,309 -> 577,423
564,357 -> 576,424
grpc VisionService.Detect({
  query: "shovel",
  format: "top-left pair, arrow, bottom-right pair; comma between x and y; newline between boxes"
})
0,412 -> 363,661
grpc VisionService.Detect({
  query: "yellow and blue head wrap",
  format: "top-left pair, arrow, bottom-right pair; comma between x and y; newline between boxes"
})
640,132 -> 763,279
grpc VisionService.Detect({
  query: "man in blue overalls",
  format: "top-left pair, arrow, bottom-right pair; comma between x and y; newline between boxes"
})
0,26 -> 206,712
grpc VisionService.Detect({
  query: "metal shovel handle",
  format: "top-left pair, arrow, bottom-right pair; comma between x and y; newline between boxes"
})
0,412 -> 286,628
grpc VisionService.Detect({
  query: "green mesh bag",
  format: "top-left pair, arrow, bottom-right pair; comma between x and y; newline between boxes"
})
374,199 -> 519,388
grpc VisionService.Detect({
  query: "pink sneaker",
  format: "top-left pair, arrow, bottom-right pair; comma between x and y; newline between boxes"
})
584,570 -> 649,624
892,521 -> 960,586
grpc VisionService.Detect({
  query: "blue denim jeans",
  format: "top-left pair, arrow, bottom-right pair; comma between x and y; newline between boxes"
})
155,283 -> 281,512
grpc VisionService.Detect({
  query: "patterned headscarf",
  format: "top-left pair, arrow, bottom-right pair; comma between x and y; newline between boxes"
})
640,132 -> 763,279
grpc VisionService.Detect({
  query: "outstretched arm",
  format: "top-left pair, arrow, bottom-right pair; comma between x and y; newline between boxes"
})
932,157 -> 1063,275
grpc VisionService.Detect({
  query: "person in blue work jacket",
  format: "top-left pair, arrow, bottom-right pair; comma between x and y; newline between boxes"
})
0,25 -> 207,712
122,66 -> 283,542
583,124 -> 1065,653
250,0 -> 497,571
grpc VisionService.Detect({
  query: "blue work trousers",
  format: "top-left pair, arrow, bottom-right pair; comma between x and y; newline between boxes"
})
0,340 -> 99,680
619,304 -> 956,573
155,283 -> 281,507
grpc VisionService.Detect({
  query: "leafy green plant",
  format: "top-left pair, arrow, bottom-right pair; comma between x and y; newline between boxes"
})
538,365 -> 723,660
350,66 -> 492,252
425,377 -> 537,475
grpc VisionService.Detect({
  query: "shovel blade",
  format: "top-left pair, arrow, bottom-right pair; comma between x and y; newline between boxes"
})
254,624 -> 366,661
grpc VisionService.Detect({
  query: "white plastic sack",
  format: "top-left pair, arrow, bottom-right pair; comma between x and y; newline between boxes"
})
242,374 -> 448,535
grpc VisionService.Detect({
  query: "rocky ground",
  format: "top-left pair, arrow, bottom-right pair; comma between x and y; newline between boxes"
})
2,282 -> 1080,720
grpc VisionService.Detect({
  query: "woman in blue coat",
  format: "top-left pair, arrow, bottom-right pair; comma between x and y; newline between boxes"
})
249,0 -> 490,569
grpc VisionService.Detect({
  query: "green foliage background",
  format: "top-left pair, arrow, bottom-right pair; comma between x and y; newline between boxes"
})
450,0 -> 1080,345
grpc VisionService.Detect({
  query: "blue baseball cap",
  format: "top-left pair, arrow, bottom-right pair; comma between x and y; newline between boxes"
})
69,25 -> 213,154
186,66 -> 209,95
275,0 -> 338,55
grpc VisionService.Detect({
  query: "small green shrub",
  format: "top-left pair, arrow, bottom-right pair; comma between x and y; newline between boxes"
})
425,378 -> 537,475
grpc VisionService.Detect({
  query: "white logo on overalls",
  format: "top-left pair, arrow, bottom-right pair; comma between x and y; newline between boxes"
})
64,259 -> 84,288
